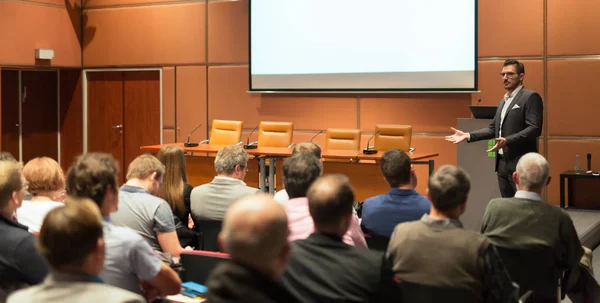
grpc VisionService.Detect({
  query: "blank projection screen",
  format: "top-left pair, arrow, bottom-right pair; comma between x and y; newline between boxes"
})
249,0 -> 477,91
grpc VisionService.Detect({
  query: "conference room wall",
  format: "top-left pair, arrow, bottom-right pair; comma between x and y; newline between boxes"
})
0,0 -> 81,67
547,0 -> 600,55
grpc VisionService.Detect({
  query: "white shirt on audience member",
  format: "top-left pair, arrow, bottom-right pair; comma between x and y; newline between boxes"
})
16,200 -> 64,233
274,189 -> 289,204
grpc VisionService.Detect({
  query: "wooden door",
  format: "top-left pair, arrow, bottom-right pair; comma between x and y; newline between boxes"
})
122,71 -> 161,174
87,72 -> 125,180
1,70 -> 19,159
21,71 -> 58,163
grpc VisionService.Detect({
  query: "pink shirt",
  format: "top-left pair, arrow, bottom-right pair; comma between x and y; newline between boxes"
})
285,197 -> 367,248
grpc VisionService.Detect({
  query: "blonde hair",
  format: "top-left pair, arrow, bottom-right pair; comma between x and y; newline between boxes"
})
157,145 -> 187,218
0,161 -> 23,209
126,154 -> 165,181
23,157 -> 65,196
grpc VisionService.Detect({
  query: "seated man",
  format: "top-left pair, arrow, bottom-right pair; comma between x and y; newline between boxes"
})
387,165 -> 514,302
361,149 -> 430,238
274,142 -> 321,204
66,153 -> 181,299
482,153 -> 591,300
8,198 -> 145,303
111,154 -> 185,257
283,153 -> 366,247
205,194 -> 298,303
0,160 -> 48,297
191,145 -> 259,221
282,174 -> 395,303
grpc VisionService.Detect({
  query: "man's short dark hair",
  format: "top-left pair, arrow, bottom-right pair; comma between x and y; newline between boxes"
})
380,149 -> 411,188
503,59 -> 525,74
307,174 -> 355,228
38,197 -> 103,268
66,153 -> 119,208
292,142 -> 322,159
428,165 -> 470,212
283,153 -> 322,199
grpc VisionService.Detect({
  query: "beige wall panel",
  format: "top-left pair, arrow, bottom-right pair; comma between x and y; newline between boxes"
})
83,4 -> 206,67
360,94 -> 471,133
478,0 -> 543,57
472,60 -> 544,106
176,66 -> 207,143
163,129 -> 175,144
162,67 -> 175,129
547,60 -> 600,136
548,0 -> 600,55
208,66 -> 357,130
0,2 -> 81,67
208,0 -> 248,64
546,140 -> 600,206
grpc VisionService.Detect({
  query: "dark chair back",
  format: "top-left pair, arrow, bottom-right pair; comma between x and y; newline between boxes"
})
495,245 -> 561,301
180,250 -> 230,285
396,281 -> 479,303
194,220 -> 223,251
365,234 -> 390,252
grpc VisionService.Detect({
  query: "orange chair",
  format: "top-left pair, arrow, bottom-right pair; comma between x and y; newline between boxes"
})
373,124 -> 412,152
257,121 -> 294,148
325,128 -> 361,151
200,120 -> 243,146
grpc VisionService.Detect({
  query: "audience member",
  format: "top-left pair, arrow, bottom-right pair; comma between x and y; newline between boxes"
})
0,160 -> 48,297
361,149 -> 430,238
7,198 -> 145,303
66,153 -> 181,299
0,152 -> 16,162
205,194 -> 298,303
387,165 -> 514,302
157,145 -> 196,247
282,174 -> 395,302
274,142 -> 322,203
481,153 -> 595,301
283,153 -> 366,247
190,145 -> 259,221
16,157 -> 65,233
111,154 -> 186,257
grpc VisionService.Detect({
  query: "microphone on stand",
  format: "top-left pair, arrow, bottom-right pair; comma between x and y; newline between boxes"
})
184,124 -> 202,147
310,130 -> 325,142
244,126 -> 259,149
363,131 -> 380,155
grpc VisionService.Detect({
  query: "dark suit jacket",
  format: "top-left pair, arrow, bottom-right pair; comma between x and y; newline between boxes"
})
282,233 -> 395,303
469,87 -> 543,171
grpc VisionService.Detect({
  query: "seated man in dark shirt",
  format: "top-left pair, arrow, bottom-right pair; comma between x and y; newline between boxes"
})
361,149 -> 430,238
282,174 -> 395,303
0,160 -> 49,296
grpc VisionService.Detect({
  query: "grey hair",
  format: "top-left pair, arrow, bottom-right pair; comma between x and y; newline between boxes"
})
516,153 -> 550,191
214,145 -> 249,175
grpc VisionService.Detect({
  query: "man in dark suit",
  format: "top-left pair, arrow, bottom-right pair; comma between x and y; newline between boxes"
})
446,59 -> 543,197
282,174 -> 395,303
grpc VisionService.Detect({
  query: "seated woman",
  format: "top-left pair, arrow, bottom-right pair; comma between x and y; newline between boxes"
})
16,157 -> 65,233
157,145 -> 196,247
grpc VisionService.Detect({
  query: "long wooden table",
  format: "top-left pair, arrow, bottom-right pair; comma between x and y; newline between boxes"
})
141,143 -> 439,200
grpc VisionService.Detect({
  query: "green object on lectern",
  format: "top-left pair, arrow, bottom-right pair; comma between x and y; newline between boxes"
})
487,140 -> 496,158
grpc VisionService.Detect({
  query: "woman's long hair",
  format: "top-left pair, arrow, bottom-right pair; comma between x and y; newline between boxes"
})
157,145 -> 188,218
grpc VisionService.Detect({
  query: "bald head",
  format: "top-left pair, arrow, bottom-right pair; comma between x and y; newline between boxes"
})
515,153 -> 550,193
307,174 -> 355,233
220,193 -> 289,279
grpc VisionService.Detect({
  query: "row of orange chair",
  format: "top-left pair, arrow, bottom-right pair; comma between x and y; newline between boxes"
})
202,120 -> 413,152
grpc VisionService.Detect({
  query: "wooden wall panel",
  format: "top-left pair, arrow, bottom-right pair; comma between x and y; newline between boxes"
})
207,66 -> 260,127
472,60 -> 544,106
0,2 -> 81,67
360,94 -> 471,133
59,69 -> 83,170
84,0 -> 180,9
547,0 -> 600,55
163,129 -> 175,144
83,3 -> 206,67
1,70 -> 19,159
478,0 -> 543,57
547,60 -> 600,137
546,140 -> 600,206
176,66 -> 207,144
162,67 -> 175,129
208,0 -> 248,64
